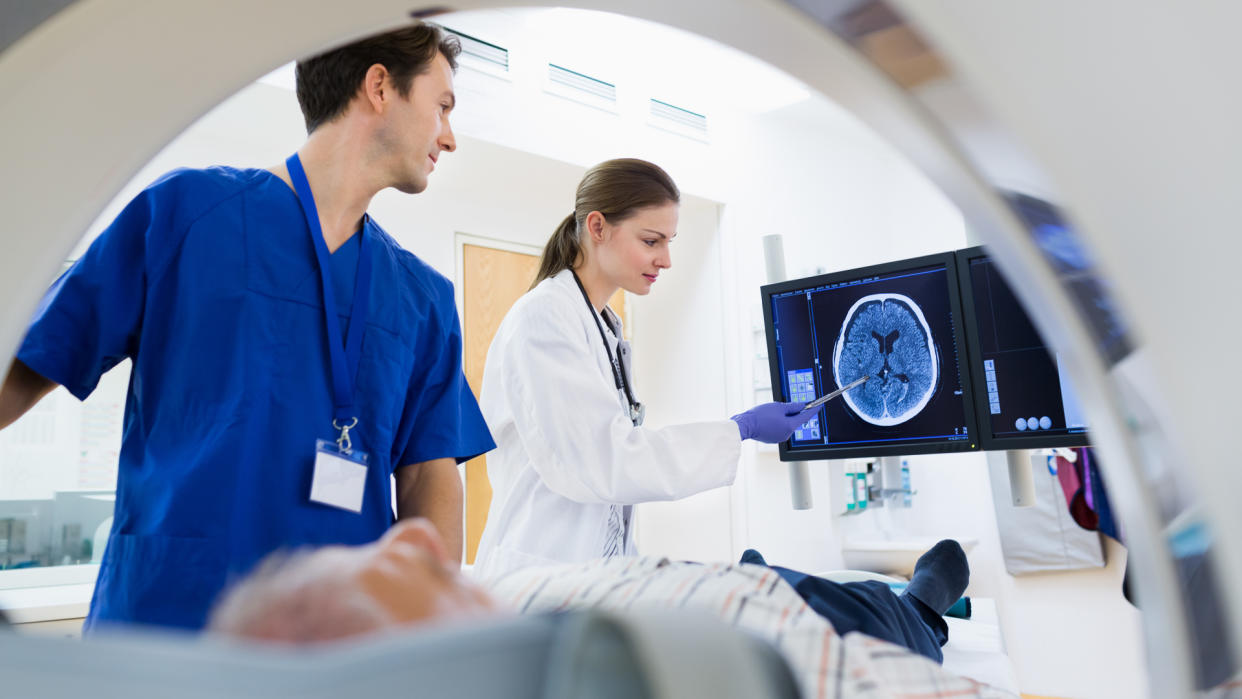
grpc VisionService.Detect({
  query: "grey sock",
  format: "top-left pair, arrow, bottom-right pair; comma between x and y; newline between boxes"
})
902,539 -> 969,616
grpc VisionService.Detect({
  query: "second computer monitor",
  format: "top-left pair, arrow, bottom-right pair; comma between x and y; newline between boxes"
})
762,252 -> 979,460
955,246 -> 1090,449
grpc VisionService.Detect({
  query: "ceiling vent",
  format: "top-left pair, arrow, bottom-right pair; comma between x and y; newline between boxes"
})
444,28 -> 509,75
546,64 -> 618,112
649,99 -> 709,142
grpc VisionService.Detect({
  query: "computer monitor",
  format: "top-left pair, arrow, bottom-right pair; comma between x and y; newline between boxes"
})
761,252 -> 979,460
955,246 -> 1090,450
1003,191 -> 1133,365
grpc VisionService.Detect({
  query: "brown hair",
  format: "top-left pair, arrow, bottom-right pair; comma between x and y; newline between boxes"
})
295,21 -> 461,134
532,159 -> 680,288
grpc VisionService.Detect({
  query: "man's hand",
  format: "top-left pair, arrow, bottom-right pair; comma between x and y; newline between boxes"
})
394,458 -> 464,565
0,359 -> 56,430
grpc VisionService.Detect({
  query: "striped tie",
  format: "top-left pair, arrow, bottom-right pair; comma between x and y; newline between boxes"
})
601,504 -> 625,558
599,309 -> 632,559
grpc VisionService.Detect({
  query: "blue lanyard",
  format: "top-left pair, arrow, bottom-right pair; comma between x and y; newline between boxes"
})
286,153 -> 373,439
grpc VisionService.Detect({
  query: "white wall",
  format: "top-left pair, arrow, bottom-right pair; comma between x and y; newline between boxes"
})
77,83 -> 593,267
894,452 -> 1145,699
75,19 -> 1146,695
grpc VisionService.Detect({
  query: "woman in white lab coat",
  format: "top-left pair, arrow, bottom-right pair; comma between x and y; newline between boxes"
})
473,159 -> 810,580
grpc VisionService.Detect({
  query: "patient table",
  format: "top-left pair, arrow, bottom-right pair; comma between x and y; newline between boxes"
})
0,610 -> 798,698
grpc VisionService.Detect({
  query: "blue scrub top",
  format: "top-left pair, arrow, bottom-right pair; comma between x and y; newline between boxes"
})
17,167 -> 496,631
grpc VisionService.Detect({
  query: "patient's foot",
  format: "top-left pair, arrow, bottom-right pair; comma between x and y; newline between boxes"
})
739,548 -> 768,566
902,539 -> 969,616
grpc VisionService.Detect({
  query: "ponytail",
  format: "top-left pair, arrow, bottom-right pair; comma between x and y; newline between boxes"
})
531,213 -> 582,289
531,158 -> 680,289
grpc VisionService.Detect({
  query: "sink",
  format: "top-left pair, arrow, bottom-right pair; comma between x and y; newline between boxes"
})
840,537 -> 978,578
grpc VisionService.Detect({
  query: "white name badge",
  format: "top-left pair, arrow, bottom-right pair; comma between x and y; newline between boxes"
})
309,439 -> 369,513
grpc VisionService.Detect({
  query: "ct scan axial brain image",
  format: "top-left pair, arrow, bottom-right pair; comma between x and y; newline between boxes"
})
832,293 -> 939,426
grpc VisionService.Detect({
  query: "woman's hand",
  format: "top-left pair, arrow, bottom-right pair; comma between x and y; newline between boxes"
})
730,401 -> 812,443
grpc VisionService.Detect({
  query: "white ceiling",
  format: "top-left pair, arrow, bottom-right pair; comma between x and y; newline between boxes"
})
260,7 -> 812,118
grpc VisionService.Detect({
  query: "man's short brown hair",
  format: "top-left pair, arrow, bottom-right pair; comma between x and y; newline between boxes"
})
295,22 -> 461,133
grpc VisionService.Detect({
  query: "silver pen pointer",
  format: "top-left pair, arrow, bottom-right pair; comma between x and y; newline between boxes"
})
802,374 -> 871,412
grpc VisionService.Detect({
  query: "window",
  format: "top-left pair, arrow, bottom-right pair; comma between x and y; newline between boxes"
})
1,313 -> 126,581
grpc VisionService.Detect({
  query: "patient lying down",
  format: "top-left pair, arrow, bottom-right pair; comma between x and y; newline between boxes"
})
208,519 -> 1015,699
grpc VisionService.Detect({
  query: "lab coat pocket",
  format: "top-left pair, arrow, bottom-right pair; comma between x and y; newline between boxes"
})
92,533 -> 226,630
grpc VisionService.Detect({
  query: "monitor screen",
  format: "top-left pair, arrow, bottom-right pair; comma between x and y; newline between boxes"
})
761,252 -> 979,460
1004,191 -> 1134,365
955,246 -> 1090,449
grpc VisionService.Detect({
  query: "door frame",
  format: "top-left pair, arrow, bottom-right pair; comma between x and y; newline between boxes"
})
453,232 -> 543,567
454,232 -> 543,324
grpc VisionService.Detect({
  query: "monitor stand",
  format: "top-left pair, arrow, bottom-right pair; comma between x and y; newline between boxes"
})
763,232 -> 812,511
787,461 -> 813,509
1005,450 -> 1037,507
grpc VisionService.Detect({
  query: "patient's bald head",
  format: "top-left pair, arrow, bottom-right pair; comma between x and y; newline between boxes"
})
209,518 -> 497,643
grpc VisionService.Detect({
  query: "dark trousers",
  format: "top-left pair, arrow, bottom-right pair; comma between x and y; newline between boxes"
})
742,552 -> 948,664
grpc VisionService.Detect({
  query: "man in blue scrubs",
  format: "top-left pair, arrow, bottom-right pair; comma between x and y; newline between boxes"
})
0,22 -> 495,631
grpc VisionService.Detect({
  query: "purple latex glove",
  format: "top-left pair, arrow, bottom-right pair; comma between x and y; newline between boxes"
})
730,401 -> 810,443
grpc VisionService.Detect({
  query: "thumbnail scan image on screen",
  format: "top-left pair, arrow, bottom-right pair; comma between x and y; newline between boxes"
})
834,293 -> 938,426
765,255 -> 974,458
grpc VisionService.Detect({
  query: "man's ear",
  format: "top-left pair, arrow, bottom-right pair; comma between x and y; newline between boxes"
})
361,63 -> 392,114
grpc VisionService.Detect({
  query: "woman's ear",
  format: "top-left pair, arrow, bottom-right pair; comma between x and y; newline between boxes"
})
585,211 -> 607,243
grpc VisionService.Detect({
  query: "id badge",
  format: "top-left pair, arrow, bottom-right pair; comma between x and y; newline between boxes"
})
309,439 -> 370,513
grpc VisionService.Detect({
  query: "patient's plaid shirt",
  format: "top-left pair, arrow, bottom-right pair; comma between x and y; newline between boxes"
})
486,556 -> 1017,699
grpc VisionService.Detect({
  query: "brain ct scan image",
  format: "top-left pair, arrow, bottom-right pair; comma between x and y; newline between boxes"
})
833,293 -> 939,426
763,253 -> 976,459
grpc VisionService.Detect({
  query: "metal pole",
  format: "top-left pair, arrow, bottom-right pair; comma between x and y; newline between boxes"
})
1005,450 -> 1037,508
763,234 -> 813,510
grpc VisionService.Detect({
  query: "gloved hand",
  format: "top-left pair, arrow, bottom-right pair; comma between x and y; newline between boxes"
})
730,401 -> 811,443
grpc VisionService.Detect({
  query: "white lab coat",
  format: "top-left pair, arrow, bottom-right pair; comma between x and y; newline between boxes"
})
473,269 -> 742,581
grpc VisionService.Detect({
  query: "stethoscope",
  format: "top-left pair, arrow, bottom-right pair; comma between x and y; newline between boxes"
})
571,271 -> 646,427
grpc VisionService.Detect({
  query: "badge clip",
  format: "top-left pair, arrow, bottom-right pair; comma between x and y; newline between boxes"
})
333,416 -> 358,454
